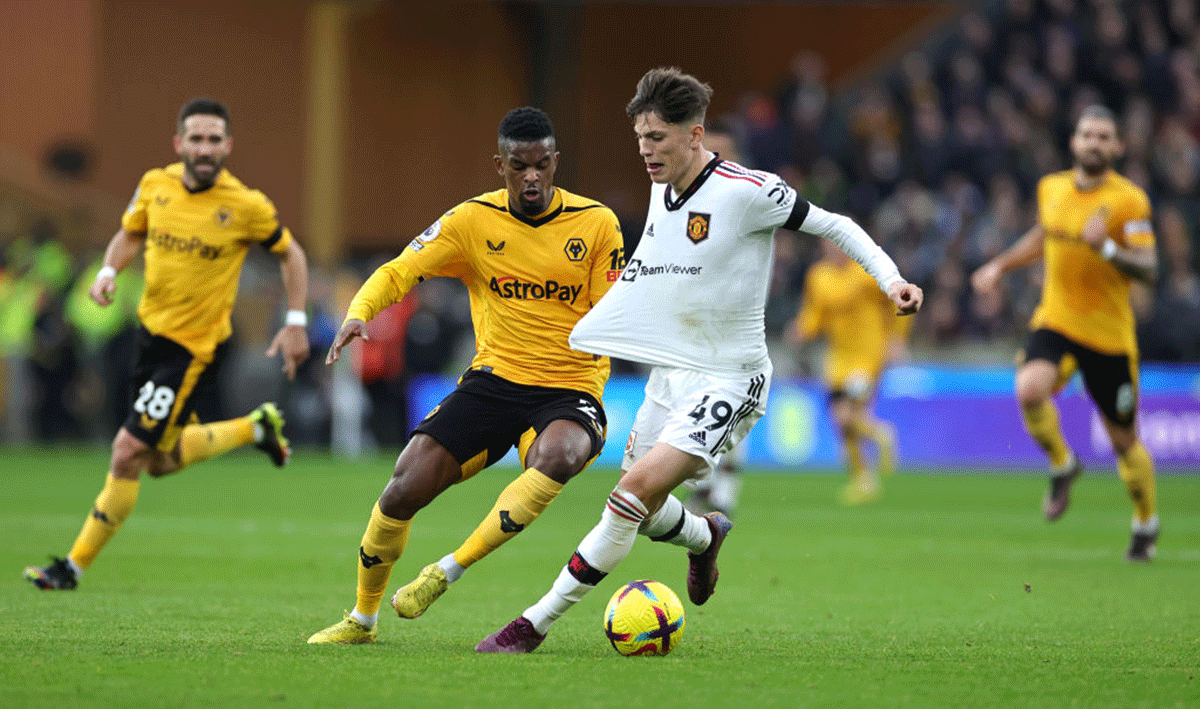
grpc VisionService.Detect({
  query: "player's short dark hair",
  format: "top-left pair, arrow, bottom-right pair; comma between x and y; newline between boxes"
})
1076,104 -> 1117,132
626,67 -> 713,125
177,98 -> 231,134
498,107 -> 555,144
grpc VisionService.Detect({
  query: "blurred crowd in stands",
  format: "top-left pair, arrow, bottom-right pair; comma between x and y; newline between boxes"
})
2,0 -> 1198,447
735,0 -> 1200,361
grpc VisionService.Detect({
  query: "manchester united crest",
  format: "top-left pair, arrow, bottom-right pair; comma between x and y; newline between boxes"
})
686,212 -> 710,244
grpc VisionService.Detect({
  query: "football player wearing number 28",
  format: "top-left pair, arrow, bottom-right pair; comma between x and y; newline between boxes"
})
24,98 -> 308,592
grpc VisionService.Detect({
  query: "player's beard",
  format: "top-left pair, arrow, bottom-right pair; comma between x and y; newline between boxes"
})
185,156 -> 225,188
1076,150 -> 1110,177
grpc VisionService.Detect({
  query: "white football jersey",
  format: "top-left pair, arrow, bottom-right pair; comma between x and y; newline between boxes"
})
570,157 -> 808,376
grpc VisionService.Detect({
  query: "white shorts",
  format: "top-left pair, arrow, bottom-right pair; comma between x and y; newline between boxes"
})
622,364 -> 771,478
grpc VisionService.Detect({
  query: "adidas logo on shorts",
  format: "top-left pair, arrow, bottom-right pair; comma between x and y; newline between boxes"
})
689,430 -> 707,445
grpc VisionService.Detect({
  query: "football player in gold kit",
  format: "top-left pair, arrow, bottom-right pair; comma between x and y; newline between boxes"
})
24,99 -> 310,590
792,239 -> 909,505
972,106 -> 1159,561
307,108 -> 625,644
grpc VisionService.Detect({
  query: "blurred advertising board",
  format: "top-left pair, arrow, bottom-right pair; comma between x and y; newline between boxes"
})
408,365 -> 1200,471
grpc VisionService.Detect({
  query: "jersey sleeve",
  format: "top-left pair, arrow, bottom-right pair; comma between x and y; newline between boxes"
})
344,207 -> 470,324
246,191 -> 293,255
588,208 -> 626,307
397,207 -> 472,280
1117,188 -> 1154,249
119,171 -> 154,233
742,173 -> 811,235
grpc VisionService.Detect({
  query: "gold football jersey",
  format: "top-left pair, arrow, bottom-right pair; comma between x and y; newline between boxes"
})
1031,170 -> 1153,355
346,187 -> 625,400
794,259 -> 905,389
121,163 -> 293,358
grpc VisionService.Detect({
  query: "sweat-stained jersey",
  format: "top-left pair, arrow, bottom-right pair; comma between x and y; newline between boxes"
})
795,259 -> 909,389
344,187 -> 624,401
570,158 -> 808,376
121,163 -> 293,358
1031,170 -> 1154,355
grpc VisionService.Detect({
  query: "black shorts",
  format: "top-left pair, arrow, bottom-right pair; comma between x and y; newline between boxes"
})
413,369 -> 606,477
1022,328 -> 1138,426
123,327 -> 230,451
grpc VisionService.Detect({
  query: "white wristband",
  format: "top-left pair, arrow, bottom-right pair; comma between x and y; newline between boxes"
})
96,266 -> 117,281
1100,239 -> 1118,260
285,309 -> 308,327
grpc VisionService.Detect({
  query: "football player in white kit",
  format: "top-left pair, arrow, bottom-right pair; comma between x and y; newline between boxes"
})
478,67 -> 923,653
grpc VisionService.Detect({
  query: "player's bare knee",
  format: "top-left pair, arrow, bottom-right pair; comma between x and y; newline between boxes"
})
527,442 -> 588,483
1106,425 -> 1137,455
1016,378 -> 1051,409
381,457 -> 459,519
109,430 -> 150,479
145,452 -> 182,478
1016,362 -> 1056,408
378,475 -> 433,519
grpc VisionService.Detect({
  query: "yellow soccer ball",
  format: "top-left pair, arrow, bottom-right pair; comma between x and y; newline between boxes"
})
602,579 -> 686,656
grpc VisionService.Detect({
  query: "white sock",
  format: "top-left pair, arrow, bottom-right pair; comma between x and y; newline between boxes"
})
639,495 -> 713,553
253,422 -> 265,443
349,608 -> 377,629
1051,452 -> 1076,476
523,488 -> 646,635
437,553 -> 466,583
1132,514 -> 1159,534
66,557 -> 84,577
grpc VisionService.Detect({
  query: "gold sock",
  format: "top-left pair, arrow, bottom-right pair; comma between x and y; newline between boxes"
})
1117,442 -> 1157,523
355,502 -> 411,615
179,418 -> 255,468
1021,400 -> 1071,468
452,468 -> 563,568
68,476 -> 140,570
842,433 -> 865,482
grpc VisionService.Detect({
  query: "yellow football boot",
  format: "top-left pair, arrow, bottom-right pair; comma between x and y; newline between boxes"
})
839,475 -> 882,506
306,612 -> 376,644
392,563 -> 448,619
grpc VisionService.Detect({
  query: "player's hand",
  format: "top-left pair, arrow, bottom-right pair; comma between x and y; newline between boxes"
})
325,318 -> 368,365
89,273 -> 117,306
887,281 -> 923,316
970,262 -> 1003,294
1082,207 -> 1111,249
267,325 -> 310,381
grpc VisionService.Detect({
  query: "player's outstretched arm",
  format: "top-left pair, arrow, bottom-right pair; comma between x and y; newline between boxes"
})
326,258 -> 420,365
88,228 -> 145,306
266,238 -> 311,380
326,318 -> 368,364
971,224 -> 1044,294
788,204 -> 917,312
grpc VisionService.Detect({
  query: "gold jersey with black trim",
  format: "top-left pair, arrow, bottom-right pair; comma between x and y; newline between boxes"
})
1031,169 -> 1154,355
121,162 -> 294,358
346,187 -> 625,401
795,259 -> 908,390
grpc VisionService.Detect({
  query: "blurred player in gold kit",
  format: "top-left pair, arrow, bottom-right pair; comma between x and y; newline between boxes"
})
791,239 -> 908,505
307,108 -> 625,643
24,98 -> 310,590
973,106 -> 1159,561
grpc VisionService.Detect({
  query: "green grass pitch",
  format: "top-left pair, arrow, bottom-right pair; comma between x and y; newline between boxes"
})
1,449 -> 1197,708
